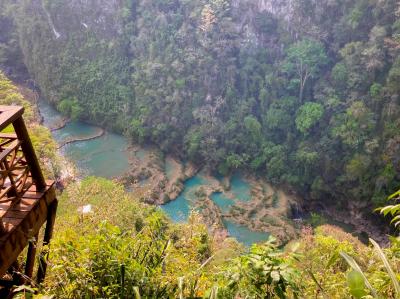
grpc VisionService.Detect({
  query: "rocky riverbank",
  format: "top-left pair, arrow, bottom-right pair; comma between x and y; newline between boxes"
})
120,145 -> 199,205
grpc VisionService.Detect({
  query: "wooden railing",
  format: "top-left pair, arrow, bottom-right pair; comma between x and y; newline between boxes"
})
0,105 -> 57,289
0,105 -> 46,232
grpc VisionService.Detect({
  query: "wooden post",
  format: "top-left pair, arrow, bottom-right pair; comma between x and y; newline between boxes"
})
37,199 -> 58,283
24,234 -> 38,278
12,116 -> 46,191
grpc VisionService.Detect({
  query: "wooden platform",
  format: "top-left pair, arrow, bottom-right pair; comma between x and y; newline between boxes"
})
0,105 -> 58,286
0,181 -> 57,276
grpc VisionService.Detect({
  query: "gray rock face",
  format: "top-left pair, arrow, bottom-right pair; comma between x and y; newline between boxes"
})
42,0 -> 294,43
43,0 -> 124,39
233,0 -> 291,14
231,0 -> 293,47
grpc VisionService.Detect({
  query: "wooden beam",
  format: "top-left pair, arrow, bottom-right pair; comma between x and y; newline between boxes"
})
0,140 -> 21,162
37,198 -> 58,283
12,116 -> 46,191
24,233 -> 38,278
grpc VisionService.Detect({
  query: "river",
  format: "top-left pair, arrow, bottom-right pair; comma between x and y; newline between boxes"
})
39,101 -> 132,179
39,100 -> 270,246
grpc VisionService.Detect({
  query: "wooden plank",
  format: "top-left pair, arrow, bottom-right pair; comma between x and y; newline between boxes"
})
0,183 -> 52,217
2,220 -> 20,232
2,210 -> 29,219
0,107 -> 24,132
0,224 -> 16,238
0,201 -> 12,219
0,133 -> 17,139
2,217 -> 22,226
23,181 -> 53,199
27,184 -> 37,192
0,209 -> 7,219
22,192 -> 44,199
0,198 -> 37,211
0,198 -> 38,237
0,106 -> 23,113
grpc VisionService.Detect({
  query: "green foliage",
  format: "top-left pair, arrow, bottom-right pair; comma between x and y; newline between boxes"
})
378,189 -> 400,228
283,39 -> 328,77
0,72 -> 34,122
283,39 -> 328,102
295,102 -> 324,134
0,3 -> 27,80
331,101 -> 375,149
244,115 -> 262,140
226,153 -> 247,170
370,83 -> 383,99
369,238 -> 400,295
217,236 -> 300,298
340,237 -> 400,298
57,98 -> 83,120
295,225 -> 365,298
331,62 -> 349,88
308,212 -> 326,227
340,251 -> 376,297
346,270 -> 367,299
387,57 -> 400,94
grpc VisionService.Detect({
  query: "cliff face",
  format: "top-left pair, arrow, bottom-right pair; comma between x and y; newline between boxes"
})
8,0 -> 285,120
46,0 -> 290,34
232,0 -> 293,17
232,0 -> 287,47
43,0 -> 124,40
24,0 -> 287,52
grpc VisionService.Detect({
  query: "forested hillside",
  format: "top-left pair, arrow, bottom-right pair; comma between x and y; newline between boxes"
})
0,66 -> 400,298
1,0 -> 400,209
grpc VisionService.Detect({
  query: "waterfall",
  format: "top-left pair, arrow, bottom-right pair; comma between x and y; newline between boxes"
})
41,0 -> 61,39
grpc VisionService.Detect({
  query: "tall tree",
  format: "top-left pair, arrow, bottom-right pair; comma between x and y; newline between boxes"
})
283,39 -> 328,102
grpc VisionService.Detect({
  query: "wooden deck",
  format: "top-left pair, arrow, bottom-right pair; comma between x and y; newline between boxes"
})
0,106 -> 57,287
0,181 -> 57,277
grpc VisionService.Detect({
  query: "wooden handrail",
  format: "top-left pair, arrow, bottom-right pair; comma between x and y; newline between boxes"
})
0,106 -> 24,131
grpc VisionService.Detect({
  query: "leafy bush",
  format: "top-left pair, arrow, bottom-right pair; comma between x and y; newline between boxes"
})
217,237 -> 300,298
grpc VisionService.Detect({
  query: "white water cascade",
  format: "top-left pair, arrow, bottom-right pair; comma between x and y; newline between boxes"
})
41,0 -> 61,39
